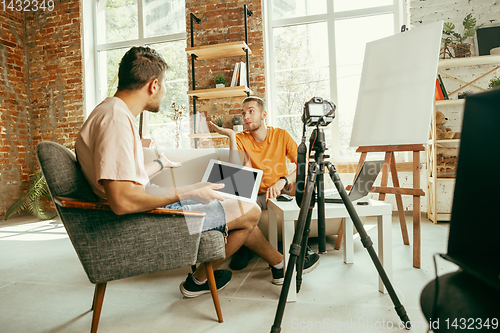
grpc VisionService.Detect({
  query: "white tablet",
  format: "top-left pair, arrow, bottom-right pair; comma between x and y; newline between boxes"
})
201,159 -> 263,203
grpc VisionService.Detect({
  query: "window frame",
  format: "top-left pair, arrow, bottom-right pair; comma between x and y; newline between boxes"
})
83,0 -> 187,116
263,0 -> 406,162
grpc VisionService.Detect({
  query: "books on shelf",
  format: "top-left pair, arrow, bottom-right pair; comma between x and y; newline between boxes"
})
230,62 -> 240,87
194,112 -> 210,134
437,74 -> 449,100
239,62 -> 247,87
230,62 -> 248,87
435,74 -> 449,100
435,78 -> 445,100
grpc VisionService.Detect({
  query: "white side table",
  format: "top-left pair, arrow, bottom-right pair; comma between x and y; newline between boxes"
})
267,198 -> 393,302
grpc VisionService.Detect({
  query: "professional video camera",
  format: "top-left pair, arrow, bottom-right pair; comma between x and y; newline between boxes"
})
296,97 -> 336,207
302,97 -> 336,127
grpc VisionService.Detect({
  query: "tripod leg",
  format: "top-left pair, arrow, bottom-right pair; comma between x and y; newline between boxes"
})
296,207 -> 313,293
325,162 -> 411,328
316,171 -> 327,253
271,164 -> 319,333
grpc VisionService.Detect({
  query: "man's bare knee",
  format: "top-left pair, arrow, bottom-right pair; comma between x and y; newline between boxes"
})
247,202 -> 261,227
238,201 -> 260,230
223,199 -> 261,230
222,199 -> 259,218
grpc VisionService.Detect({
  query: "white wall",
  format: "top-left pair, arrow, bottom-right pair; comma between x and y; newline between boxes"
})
410,0 -> 500,32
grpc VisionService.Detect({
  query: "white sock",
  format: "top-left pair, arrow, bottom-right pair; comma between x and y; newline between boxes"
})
192,276 -> 207,285
273,260 -> 284,270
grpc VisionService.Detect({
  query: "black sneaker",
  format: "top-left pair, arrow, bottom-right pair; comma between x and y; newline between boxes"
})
179,269 -> 232,298
270,266 -> 284,285
229,246 -> 254,270
302,246 -> 320,274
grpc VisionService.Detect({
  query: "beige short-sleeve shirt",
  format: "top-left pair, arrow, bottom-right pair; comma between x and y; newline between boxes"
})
75,97 -> 149,200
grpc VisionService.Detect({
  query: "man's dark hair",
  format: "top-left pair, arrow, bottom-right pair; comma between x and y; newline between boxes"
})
117,46 -> 169,91
242,96 -> 266,111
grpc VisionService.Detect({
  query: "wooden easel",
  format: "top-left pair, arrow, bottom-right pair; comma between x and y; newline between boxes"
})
334,144 -> 425,268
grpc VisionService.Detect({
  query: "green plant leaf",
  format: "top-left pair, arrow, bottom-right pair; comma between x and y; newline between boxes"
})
443,22 -> 455,32
3,170 -> 55,221
489,76 -> 500,88
32,198 -> 57,221
463,29 -> 476,39
463,14 -> 476,29
3,196 -> 29,220
214,74 -> 226,84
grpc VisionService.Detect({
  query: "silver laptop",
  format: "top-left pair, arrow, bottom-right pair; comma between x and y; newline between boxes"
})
325,160 -> 384,203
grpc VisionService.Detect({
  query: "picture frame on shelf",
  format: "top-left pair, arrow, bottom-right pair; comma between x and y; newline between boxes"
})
474,23 -> 500,56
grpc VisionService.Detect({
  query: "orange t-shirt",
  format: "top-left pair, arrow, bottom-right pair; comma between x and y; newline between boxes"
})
236,127 -> 297,193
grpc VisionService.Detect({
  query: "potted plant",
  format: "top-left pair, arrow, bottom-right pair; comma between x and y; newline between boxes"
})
212,115 -> 224,128
3,170 -> 57,221
488,76 -> 500,89
232,115 -> 243,132
214,74 -> 227,88
442,14 -> 484,58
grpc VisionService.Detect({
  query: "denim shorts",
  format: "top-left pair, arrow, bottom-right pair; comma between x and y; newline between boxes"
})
164,200 -> 227,235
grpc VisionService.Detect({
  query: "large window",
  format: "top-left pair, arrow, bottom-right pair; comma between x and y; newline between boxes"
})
266,0 -> 404,161
92,0 -> 189,149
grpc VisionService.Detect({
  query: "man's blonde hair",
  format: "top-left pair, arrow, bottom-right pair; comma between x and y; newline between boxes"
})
242,96 -> 266,112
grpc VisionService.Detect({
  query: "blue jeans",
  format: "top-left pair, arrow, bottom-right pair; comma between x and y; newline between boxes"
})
164,200 -> 227,234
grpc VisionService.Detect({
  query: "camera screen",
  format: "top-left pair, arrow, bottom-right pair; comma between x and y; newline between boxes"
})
308,103 -> 324,116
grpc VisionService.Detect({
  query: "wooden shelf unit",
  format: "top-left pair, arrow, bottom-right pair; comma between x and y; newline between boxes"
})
188,131 -> 243,139
187,6 -> 253,147
427,55 -> 500,223
187,86 -> 252,99
186,41 -> 251,61
435,99 -> 465,107
438,54 -> 500,68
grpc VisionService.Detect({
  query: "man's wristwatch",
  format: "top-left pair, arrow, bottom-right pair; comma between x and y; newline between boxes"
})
154,159 -> 164,171
280,176 -> 288,187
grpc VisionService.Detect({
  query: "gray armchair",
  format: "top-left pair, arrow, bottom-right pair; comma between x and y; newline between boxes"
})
37,141 -> 226,332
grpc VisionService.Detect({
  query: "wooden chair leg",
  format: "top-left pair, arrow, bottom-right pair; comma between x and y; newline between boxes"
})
205,262 -> 223,323
91,283 -> 107,333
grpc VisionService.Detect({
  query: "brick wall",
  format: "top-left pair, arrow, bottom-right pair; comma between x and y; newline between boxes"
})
0,1 -> 84,216
27,1 -> 85,151
0,10 -> 31,216
185,0 -> 265,148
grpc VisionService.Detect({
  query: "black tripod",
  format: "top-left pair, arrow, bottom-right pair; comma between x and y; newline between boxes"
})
271,127 -> 411,333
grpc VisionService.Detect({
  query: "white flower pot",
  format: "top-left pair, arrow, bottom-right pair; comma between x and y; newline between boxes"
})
233,125 -> 243,132
216,83 -> 225,88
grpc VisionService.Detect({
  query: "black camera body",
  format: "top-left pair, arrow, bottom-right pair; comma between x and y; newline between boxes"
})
302,97 -> 336,127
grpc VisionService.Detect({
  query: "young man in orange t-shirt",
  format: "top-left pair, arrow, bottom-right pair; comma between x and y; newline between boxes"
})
209,96 -> 320,274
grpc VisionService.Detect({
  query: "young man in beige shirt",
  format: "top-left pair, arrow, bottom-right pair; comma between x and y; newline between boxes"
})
76,47 -> 286,297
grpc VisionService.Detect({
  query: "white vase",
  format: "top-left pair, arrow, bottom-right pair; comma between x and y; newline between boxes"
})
216,83 -> 225,88
233,125 -> 243,132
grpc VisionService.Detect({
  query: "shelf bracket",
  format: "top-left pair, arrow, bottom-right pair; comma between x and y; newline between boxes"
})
190,13 -> 201,48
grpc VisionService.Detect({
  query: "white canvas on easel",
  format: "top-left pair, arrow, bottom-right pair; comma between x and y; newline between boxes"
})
350,21 -> 443,147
